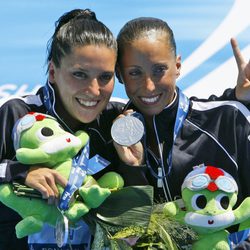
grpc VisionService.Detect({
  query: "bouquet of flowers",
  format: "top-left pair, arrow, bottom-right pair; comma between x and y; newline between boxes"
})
84,185 -> 197,250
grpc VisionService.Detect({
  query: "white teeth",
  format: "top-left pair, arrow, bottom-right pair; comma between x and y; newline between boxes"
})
78,99 -> 98,107
141,95 -> 160,104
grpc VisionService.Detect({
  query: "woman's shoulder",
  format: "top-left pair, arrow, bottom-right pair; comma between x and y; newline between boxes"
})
0,96 -> 29,114
0,91 -> 43,109
0,92 -> 45,121
188,99 -> 250,132
190,98 -> 250,116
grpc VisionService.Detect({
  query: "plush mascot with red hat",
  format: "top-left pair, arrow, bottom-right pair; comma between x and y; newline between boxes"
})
163,165 -> 250,250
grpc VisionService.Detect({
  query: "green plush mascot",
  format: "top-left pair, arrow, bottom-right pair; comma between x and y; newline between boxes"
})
163,165 -> 250,250
0,112 -> 124,238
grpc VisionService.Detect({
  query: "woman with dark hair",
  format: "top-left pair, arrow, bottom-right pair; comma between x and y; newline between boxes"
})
0,8 -> 123,250
114,16 -> 250,211
110,17 -> 250,248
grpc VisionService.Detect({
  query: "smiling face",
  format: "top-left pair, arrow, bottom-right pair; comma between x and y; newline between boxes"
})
118,31 -> 181,117
49,45 -> 116,125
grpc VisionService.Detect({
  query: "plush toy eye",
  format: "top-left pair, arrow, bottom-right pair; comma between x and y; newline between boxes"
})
41,127 -> 54,136
36,127 -> 54,141
215,193 -> 230,210
191,193 -> 207,210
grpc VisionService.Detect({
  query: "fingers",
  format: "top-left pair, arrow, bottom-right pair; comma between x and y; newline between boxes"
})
129,142 -> 144,165
54,172 -> 68,188
25,167 -> 65,205
113,140 -> 144,166
44,173 -> 59,199
34,181 -> 57,203
113,141 -> 126,155
231,37 -> 245,68
123,109 -> 135,116
112,109 -> 135,123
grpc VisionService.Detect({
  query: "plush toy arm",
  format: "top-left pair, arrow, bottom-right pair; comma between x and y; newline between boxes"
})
97,172 -> 124,190
234,197 -> 250,222
163,201 -> 179,217
16,148 -> 49,164
75,130 -> 89,146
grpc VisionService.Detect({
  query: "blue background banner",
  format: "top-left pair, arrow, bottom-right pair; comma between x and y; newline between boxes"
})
0,0 -> 249,104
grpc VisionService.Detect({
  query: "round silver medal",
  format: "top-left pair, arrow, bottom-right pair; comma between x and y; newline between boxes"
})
56,213 -> 69,248
111,115 -> 144,146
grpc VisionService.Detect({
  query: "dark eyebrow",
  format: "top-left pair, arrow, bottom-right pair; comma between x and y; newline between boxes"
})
102,71 -> 114,75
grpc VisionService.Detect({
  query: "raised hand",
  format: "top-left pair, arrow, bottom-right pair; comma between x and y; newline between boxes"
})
112,110 -> 144,166
231,37 -> 250,103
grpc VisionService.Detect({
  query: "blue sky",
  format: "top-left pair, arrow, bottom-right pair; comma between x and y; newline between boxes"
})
0,0 -> 249,101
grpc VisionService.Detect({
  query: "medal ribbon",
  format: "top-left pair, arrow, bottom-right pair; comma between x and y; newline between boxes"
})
145,90 -> 190,177
58,141 -> 110,211
166,90 -> 189,174
58,141 -> 90,211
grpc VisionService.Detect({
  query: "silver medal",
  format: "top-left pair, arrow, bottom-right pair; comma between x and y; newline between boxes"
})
56,213 -> 69,248
111,115 -> 144,146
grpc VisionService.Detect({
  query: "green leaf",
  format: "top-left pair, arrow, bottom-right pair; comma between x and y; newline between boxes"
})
110,239 -> 133,250
91,223 -> 107,249
156,221 -> 179,250
86,186 -> 153,230
86,186 -> 197,249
